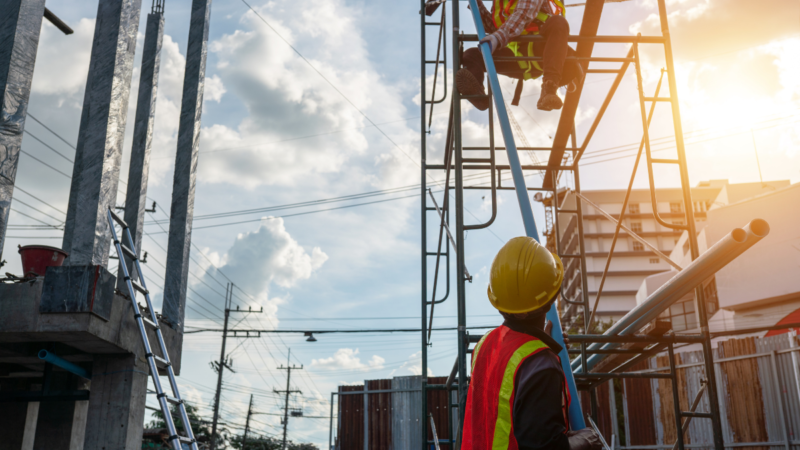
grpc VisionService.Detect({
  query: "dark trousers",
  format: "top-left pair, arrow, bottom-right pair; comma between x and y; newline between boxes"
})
463,15 -> 580,87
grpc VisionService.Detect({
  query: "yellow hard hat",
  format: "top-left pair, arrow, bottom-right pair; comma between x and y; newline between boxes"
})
487,236 -> 564,315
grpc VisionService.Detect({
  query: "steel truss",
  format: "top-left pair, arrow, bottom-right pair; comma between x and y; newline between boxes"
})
418,1 -> 735,449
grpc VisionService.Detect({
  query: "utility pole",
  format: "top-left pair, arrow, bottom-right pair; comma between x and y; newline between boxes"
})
210,283 -> 263,450
274,349 -> 303,450
242,394 -> 254,449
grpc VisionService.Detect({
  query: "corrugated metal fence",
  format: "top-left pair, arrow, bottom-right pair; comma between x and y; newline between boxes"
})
594,332 -> 800,450
334,376 -> 455,450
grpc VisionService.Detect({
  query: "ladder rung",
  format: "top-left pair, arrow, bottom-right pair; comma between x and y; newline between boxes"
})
152,355 -> 171,367
558,209 -> 579,214
425,60 -> 444,64
164,394 -> 183,405
425,21 -> 441,25
461,94 -> 490,100
120,244 -> 137,260
177,436 -> 195,444
463,158 -> 491,163
644,96 -> 672,102
109,209 -> 128,228
142,317 -> 158,329
651,158 -> 679,164
129,279 -> 149,295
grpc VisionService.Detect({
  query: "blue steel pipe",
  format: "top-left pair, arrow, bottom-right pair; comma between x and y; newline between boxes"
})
466,0 -> 585,430
38,350 -> 91,379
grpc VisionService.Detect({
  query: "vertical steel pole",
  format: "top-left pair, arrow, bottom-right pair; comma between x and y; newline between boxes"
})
451,4 -> 470,448
420,0 -> 429,447
329,392 -> 335,450
655,2 -> 723,447
164,0 -> 213,331
119,9 -> 165,293
62,0 -> 143,267
0,0 -> 46,259
667,343 -> 685,450
363,381 -> 369,450
789,331 -> 800,400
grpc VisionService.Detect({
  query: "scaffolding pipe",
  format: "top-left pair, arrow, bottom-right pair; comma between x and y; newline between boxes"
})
573,218 -> 770,372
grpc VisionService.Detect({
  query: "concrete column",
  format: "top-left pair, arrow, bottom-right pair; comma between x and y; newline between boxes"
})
21,399 -> 40,450
0,0 -> 46,259
61,0 -> 143,267
83,354 -> 149,450
163,0 -> 213,330
118,10 -> 164,292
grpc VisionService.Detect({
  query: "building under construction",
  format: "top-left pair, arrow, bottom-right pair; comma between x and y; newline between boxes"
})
1,0 -> 799,449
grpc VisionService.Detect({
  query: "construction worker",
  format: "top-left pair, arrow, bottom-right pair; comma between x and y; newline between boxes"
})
462,236 -> 602,450
456,0 -> 584,112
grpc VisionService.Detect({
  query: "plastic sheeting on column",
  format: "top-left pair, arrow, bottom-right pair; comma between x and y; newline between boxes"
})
118,11 -> 165,293
163,0 -> 213,331
61,0 -> 143,267
0,0 -> 47,259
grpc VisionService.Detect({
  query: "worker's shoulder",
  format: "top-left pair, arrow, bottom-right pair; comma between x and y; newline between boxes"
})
518,347 -> 563,377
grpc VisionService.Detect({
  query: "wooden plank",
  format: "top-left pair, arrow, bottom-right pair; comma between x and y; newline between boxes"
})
720,337 -> 769,450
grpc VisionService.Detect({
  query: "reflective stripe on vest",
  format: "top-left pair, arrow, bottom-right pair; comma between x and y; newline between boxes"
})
463,325 -> 569,450
491,0 -> 566,79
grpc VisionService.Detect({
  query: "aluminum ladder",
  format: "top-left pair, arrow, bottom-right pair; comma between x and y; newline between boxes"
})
464,0 -> 585,430
106,208 -> 199,450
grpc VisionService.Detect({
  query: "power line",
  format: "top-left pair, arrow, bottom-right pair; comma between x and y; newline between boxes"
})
26,113 -> 77,150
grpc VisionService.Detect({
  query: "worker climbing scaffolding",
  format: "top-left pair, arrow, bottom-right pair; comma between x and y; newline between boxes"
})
456,0 -> 585,111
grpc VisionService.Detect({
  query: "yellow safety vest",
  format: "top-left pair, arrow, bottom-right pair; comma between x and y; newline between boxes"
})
492,0 -> 566,80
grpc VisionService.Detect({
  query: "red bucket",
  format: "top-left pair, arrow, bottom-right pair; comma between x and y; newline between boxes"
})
18,245 -> 68,278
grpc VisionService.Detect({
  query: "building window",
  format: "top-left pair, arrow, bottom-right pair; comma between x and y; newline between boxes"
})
672,220 -> 685,226
650,258 -> 660,264
693,201 -> 709,213
630,222 -> 643,233
629,204 -> 640,214
632,241 -> 644,251
660,299 -> 698,331
670,202 -> 682,213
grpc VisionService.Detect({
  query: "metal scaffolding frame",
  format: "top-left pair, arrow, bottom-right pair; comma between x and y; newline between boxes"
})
417,1 -> 737,449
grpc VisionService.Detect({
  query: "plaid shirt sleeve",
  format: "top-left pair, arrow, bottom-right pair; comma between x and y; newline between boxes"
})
492,0 -> 545,50
476,1 -> 497,33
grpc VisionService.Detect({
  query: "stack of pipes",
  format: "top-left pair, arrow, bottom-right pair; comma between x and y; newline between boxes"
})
573,219 -> 770,373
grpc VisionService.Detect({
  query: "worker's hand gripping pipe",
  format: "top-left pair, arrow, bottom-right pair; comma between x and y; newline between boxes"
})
466,0 -> 586,430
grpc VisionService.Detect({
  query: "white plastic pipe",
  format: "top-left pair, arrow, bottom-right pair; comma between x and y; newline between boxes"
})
573,219 -> 770,372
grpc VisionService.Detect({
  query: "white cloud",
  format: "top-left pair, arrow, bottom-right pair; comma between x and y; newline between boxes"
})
189,217 -> 327,321
32,18 -> 95,98
392,351 -> 433,377
311,348 -> 385,371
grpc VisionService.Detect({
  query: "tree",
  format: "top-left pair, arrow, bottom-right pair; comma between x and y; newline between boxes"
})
148,403 -> 226,449
229,434 -> 319,450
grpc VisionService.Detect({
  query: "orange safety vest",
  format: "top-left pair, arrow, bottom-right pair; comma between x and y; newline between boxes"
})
462,325 -> 571,450
492,0 -> 566,79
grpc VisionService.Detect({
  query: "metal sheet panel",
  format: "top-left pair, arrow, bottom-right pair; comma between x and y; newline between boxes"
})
62,0 -> 143,267
392,376 -> 422,450
118,11 -> 164,292
338,385 -> 364,450
0,0 -> 46,257
163,0 -> 213,331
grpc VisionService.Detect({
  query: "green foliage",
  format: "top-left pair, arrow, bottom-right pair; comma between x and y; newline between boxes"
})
229,434 -> 319,450
147,403 -> 226,448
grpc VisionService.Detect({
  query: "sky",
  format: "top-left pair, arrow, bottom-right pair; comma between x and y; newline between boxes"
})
5,0 -> 800,446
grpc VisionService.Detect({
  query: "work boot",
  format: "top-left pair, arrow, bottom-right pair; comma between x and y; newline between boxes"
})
566,63 -> 585,93
537,79 -> 563,111
456,68 -> 490,111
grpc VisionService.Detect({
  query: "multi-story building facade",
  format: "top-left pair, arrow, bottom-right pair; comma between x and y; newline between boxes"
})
540,179 -> 789,328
